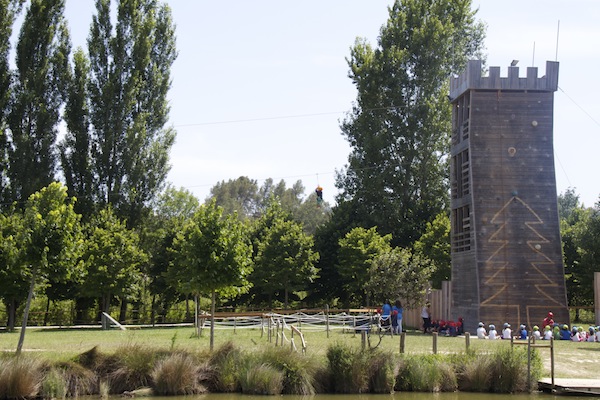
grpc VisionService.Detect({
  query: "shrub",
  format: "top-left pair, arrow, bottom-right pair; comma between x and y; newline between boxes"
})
326,342 -> 370,393
367,350 -> 395,393
150,352 -> 207,395
395,354 -> 456,392
457,354 -> 492,392
0,356 -> 43,399
206,341 -> 244,392
488,347 -> 533,393
40,368 -> 67,400
436,360 -> 458,392
111,343 -> 169,394
238,363 -> 284,395
253,346 -> 319,395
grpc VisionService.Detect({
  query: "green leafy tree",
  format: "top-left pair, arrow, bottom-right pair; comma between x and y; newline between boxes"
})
413,212 -> 450,289
337,226 -> 392,307
170,199 -> 252,350
556,188 -> 600,321
365,247 -> 434,310
86,0 -> 177,226
60,48 -> 95,220
17,182 -> 82,354
336,0 -> 485,247
0,209 -> 27,330
209,176 -> 261,219
309,200 -> 360,306
142,185 -> 199,323
7,0 -> 71,204
573,199 -> 600,309
80,206 -> 148,315
558,189 -> 589,312
253,202 -> 319,308
208,177 -> 330,234
0,0 -> 25,204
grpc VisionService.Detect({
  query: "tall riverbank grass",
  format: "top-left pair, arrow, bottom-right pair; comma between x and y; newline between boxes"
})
0,339 -> 541,398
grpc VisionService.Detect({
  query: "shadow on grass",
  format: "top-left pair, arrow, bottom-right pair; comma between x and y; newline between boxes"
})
577,346 -> 600,352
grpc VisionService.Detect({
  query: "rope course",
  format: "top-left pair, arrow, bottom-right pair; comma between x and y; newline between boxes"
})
197,310 -> 397,352
198,311 -> 374,332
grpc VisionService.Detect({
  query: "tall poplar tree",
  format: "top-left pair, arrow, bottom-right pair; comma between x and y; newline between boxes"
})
86,0 -> 177,227
7,0 -> 70,205
60,48 -> 95,220
0,0 -> 24,206
336,0 -> 485,247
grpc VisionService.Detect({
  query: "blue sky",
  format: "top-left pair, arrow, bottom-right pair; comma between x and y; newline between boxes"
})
59,1 -> 600,207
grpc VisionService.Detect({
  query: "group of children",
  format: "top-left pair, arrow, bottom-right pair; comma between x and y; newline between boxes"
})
475,312 -> 600,342
428,318 -> 465,336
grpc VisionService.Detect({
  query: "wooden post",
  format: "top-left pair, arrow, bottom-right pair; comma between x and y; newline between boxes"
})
465,332 -> 470,351
527,335 -> 532,391
361,331 -> 366,350
400,332 -> 406,354
550,337 -> 555,390
268,318 -> 272,343
291,326 -> 295,351
432,332 -> 438,354
233,317 -> 237,334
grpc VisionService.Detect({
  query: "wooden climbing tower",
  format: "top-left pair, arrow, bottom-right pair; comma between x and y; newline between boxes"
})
449,60 -> 569,332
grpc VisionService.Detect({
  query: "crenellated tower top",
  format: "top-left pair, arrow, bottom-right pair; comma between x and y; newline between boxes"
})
449,60 -> 559,100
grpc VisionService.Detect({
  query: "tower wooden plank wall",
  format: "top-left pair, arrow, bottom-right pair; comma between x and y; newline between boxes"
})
449,60 -> 569,332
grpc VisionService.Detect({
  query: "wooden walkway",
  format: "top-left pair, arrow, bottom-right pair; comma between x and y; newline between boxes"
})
539,378 -> 600,396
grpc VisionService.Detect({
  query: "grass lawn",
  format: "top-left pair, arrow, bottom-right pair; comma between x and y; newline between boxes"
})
1,325 -> 598,379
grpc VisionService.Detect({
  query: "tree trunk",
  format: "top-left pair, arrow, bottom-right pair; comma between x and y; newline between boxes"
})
119,297 -> 127,323
17,266 -> 37,354
210,290 -> 216,351
43,297 -> 51,326
6,299 -> 16,331
150,294 -> 156,326
185,295 -> 191,321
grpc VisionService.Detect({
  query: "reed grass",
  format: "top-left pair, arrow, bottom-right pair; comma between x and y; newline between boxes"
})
40,368 -> 67,400
238,363 -> 284,395
250,346 -> 320,395
457,354 -> 492,392
150,352 -> 207,395
206,341 -> 243,392
0,328 -> 552,398
0,356 -> 43,399
367,350 -> 395,393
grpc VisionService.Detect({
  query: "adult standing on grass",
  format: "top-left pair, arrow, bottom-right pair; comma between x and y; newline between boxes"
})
421,302 -> 431,333
392,300 -> 404,334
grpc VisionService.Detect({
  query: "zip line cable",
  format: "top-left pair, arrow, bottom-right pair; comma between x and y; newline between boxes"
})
2,88 -> 595,207
173,105 -> 406,128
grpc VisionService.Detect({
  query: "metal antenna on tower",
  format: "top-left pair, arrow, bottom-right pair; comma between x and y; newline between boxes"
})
555,20 -> 560,61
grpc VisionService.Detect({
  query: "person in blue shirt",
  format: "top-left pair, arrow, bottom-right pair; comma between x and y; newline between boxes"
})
380,301 -> 392,330
519,324 -> 528,339
560,324 -> 571,340
391,300 -> 403,334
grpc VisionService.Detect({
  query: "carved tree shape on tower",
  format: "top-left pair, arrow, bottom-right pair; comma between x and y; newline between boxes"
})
480,197 -> 562,328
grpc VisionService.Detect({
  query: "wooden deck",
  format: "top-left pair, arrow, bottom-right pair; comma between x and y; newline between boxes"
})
539,378 -> 600,396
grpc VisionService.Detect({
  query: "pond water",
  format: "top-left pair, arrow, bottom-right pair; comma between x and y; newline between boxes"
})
145,392 -> 589,400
